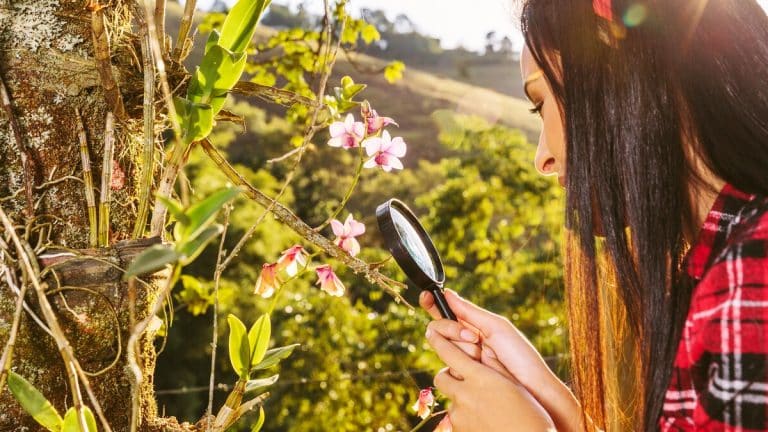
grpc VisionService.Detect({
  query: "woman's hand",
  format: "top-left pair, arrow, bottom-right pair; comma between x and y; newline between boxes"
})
426,327 -> 556,431
421,289 -> 583,432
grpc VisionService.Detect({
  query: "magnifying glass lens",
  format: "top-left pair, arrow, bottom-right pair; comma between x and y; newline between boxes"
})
391,208 -> 438,279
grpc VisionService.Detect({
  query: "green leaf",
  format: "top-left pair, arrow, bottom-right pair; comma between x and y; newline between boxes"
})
205,29 -> 221,54
62,406 -> 97,432
219,0 -> 272,53
361,23 -> 381,44
245,374 -> 279,394
177,225 -> 223,266
174,97 -> 214,144
190,45 -> 247,106
182,187 -> 241,241
384,60 -> 406,84
342,84 -> 366,100
340,76 -> 354,89
247,314 -> 271,369
250,406 -> 265,432
123,245 -> 180,279
156,195 -> 189,227
252,343 -> 299,371
227,314 -> 251,379
7,371 -> 63,432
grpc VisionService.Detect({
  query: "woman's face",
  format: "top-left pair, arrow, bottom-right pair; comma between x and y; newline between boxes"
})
520,45 -> 566,188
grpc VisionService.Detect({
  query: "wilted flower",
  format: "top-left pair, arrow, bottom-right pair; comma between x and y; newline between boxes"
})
254,263 -> 279,298
331,214 -> 366,257
315,264 -> 345,297
277,245 -> 308,277
361,102 -> 398,135
434,415 -> 452,432
362,130 -> 407,172
412,387 -> 436,419
327,114 -> 365,149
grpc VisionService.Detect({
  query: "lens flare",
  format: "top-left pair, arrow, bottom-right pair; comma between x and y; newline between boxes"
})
623,3 -> 648,27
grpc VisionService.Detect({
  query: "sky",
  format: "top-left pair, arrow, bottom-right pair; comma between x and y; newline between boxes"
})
194,0 -> 768,53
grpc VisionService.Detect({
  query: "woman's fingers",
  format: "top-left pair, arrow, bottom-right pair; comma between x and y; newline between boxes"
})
419,290 -> 443,320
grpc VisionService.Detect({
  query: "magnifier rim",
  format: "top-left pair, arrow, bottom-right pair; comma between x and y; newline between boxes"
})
375,199 -> 445,287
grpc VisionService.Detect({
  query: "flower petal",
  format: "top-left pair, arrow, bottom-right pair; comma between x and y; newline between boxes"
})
387,156 -> 404,170
388,137 -> 407,157
362,137 -> 382,155
327,136 -> 344,147
352,122 -> 365,139
344,114 -> 355,132
331,219 -> 344,237
329,121 -> 346,137
363,157 -> 378,169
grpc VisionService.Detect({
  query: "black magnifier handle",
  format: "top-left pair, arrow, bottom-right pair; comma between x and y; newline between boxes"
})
430,287 -> 457,321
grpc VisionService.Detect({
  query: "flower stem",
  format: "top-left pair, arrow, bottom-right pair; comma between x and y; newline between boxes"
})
315,144 -> 365,231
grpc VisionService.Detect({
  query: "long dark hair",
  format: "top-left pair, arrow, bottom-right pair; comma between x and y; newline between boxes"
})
520,0 -> 768,429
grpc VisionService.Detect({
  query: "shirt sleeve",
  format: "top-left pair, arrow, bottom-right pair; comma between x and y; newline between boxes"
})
693,237 -> 768,431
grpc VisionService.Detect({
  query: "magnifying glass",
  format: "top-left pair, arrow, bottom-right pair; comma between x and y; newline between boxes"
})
376,199 -> 457,321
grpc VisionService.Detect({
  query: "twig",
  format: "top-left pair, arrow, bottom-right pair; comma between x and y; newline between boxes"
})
0,205 -> 111,432
231,81 -> 321,108
172,0 -> 196,62
132,3 -> 156,239
154,0 -> 166,55
99,112 -> 115,247
141,0 -> 184,238
0,261 -> 27,391
90,1 -> 126,118
207,206 -> 230,432
315,144 -> 365,231
0,75 -> 35,217
75,109 -> 98,247
218,0 -> 341,274
199,140 -> 408,304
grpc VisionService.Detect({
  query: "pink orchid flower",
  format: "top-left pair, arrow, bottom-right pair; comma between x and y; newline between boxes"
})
361,103 -> 398,135
362,130 -> 407,172
412,387 -> 436,419
315,264 -> 345,297
434,415 -> 452,432
277,245 -> 308,277
328,114 -> 365,149
331,214 -> 366,257
254,263 -> 280,298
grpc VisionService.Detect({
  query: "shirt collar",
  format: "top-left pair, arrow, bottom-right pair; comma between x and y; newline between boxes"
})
685,183 -> 757,280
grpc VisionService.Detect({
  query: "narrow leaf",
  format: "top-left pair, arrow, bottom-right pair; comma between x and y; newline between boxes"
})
245,374 -> 279,394
219,0 -> 272,53
191,45 -> 247,105
7,371 -> 63,432
173,96 -> 214,144
177,225 -> 223,266
182,186 -> 241,241
252,343 -> 299,371
250,406 -> 265,432
227,315 -> 250,379
123,245 -> 179,279
247,314 -> 271,368
205,29 -> 221,54
62,406 -> 97,432
156,195 -> 190,227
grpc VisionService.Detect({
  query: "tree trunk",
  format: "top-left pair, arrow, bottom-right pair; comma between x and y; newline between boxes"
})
0,0 -> 178,429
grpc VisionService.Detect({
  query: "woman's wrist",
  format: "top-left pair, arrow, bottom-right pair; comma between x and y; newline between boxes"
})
525,368 -> 583,432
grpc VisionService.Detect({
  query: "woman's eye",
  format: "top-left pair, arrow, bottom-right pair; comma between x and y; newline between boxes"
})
528,102 -> 544,117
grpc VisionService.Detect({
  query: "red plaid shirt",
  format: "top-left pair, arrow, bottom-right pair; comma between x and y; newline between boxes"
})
660,184 -> 768,431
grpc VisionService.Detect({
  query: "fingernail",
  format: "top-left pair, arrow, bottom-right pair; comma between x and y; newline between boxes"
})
460,329 -> 477,342
425,328 -> 433,339
419,291 -> 428,301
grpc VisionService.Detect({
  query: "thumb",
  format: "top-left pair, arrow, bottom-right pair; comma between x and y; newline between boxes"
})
444,289 -> 508,339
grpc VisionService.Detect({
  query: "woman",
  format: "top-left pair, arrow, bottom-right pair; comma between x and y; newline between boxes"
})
421,0 -> 768,430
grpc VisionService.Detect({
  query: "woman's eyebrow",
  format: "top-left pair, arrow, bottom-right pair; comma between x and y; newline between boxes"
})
523,69 -> 544,102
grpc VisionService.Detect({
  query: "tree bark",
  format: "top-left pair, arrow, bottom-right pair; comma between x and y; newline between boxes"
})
0,0 -> 177,429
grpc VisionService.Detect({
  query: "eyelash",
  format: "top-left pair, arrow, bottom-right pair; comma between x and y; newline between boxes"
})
528,102 -> 544,117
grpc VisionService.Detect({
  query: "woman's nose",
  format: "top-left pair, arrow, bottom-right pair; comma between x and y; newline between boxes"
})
534,138 -> 558,176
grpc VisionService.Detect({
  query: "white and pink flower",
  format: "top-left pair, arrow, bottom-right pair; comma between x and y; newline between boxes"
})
331,214 -> 366,257
315,264 -> 345,297
362,130 -> 407,172
361,103 -> 398,135
412,387 -> 436,419
327,114 -> 365,149
254,263 -> 279,298
277,245 -> 308,277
